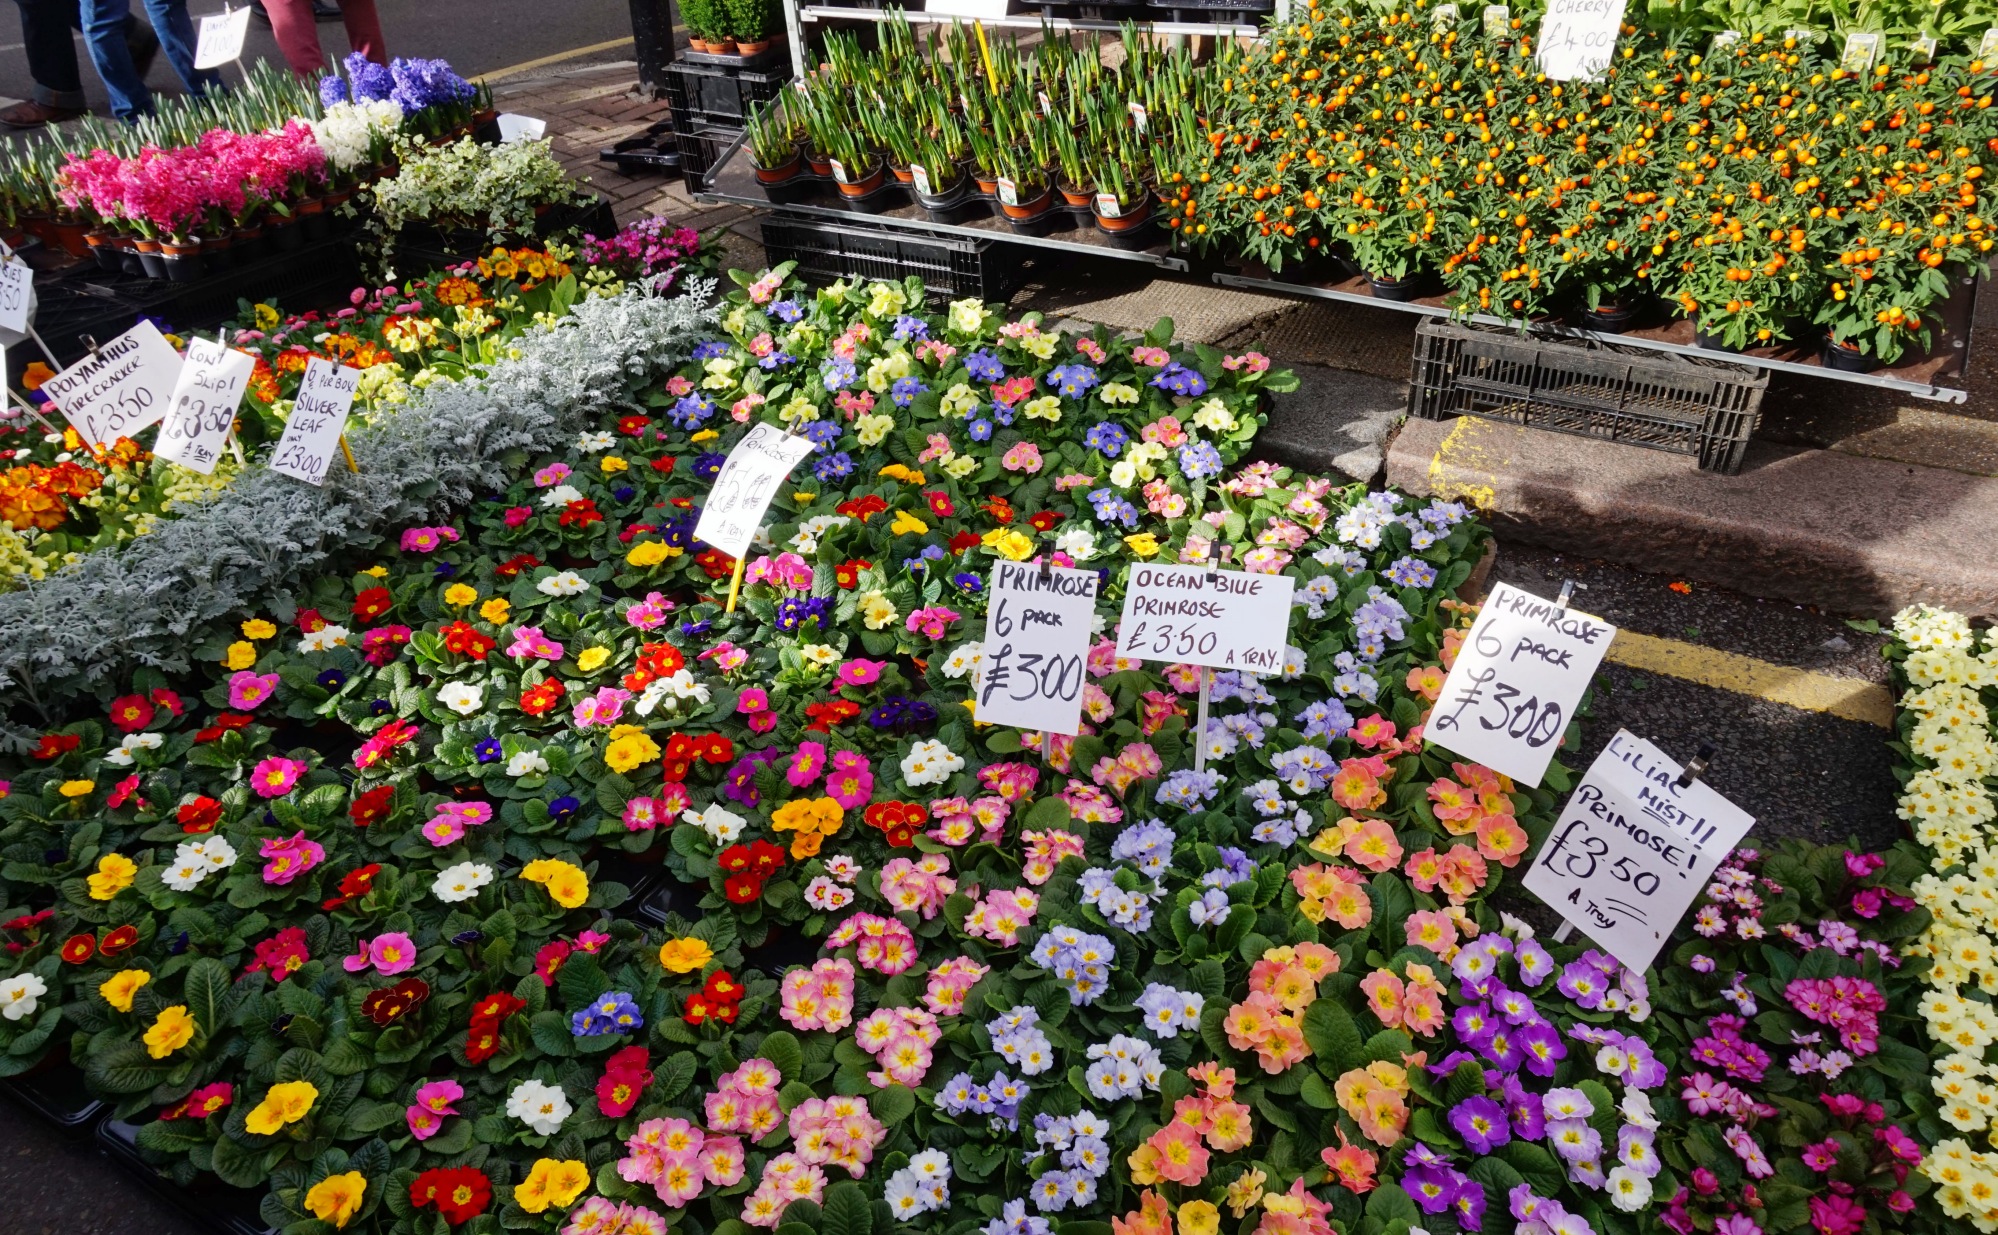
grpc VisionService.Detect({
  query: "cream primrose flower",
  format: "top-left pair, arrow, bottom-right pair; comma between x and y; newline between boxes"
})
901,739 -> 964,787
508,750 -> 551,777
685,804 -> 747,845
0,972 -> 47,1021
299,624 -> 352,653
506,1078 -> 572,1135
856,414 -> 895,445
163,837 -> 237,891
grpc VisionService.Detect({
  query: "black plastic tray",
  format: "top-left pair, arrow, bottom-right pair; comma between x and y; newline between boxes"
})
0,1056 -> 105,1138
98,1118 -> 278,1235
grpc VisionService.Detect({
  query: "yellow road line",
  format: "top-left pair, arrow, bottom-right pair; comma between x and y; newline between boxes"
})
1605,630 -> 1895,729
481,36 -> 642,83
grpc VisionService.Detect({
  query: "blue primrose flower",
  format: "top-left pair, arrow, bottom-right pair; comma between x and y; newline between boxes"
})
1149,362 -> 1209,398
691,452 -> 725,480
691,341 -> 732,361
770,300 -> 804,323
813,452 -> 855,483
316,669 -> 348,690
1083,423 -> 1128,458
548,795 -> 581,821
1047,363 -> 1099,398
952,572 -> 983,593
965,350 -> 1006,382
369,699 -> 393,716
1177,441 -> 1223,481
967,419 -> 994,442
473,737 -> 503,764
571,990 -> 645,1036
891,376 -> 927,408
612,485 -> 636,503
892,315 -> 929,341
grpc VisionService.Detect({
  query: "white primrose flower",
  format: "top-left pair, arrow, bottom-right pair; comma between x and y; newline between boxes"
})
0,972 -> 47,1021
433,862 -> 494,903
685,804 -> 746,845
437,681 -> 484,715
508,750 -> 551,777
539,483 -> 583,508
537,572 -> 589,597
163,837 -> 237,891
299,624 -> 351,653
506,1078 -> 572,1135
900,739 -> 964,787
574,430 -> 615,452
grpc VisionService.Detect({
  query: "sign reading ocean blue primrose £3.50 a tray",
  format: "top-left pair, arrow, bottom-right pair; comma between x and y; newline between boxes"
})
1113,563 -> 1296,674
1523,728 -> 1757,972
1425,580 -> 1616,788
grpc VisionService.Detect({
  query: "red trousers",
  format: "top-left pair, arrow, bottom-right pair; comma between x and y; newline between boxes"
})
265,0 -> 385,75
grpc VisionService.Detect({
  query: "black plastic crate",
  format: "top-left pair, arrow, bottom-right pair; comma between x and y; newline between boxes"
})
760,214 -> 1032,308
0,1056 -> 105,1138
1408,320 -> 1768,474
676,125 -> 746,192
665,63 -> 791,130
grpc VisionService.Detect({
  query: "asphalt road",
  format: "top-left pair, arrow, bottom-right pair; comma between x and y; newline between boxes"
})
0,0 -> 638,118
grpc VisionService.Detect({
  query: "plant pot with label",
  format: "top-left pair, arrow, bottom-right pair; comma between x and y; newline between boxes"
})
159,238 -> 204,282
910,165 -> 982,224
134,237 -> 167,279
829,158 -> 887,200
996,177 -> 1056,236
1822,336 -> 1880,372
1091,191 -> 1154,248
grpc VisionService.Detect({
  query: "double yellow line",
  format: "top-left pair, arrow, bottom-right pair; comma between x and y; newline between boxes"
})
1603,629 -> 1895,729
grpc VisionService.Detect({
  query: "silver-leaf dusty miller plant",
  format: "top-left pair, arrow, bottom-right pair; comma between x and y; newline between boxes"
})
0,282 -> 715,745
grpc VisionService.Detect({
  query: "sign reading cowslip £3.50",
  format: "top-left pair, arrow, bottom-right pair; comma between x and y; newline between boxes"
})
1114,564 -> 1295,673
1426,581 -> 1615,787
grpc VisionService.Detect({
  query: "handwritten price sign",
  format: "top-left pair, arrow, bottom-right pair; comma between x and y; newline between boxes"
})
1426,581 -> 1614,787
270,357 -> 358,485
193,5 -> 251,69
0,251 -> 31,335
155,338 -> 253,473
1523,729 -> 1756,971
1536,0 -> 1626,80
693,423 -> 816,559
39,320 -> 183,447
976,563 -> 1100,735
1115,564 -> 1295,674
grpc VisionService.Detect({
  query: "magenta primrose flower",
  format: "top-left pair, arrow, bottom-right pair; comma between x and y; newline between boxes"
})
835,659 -> 886,687
344,931 -> 418,975
624,591 -> 674,630
228,670 -> 281,710
904,606 -> 961,640
249,755 -> 305,799
825,751 -> 873,809
399,526 -> 460,553
506,626 -> 564,661
258,832 -> 324,885
787,741 -> 827,788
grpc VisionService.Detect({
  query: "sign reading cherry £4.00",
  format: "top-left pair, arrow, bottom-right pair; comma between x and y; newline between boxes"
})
1114,564 -> 1295,673
1426,581 -> 1615,787
153,338 -> 253,473
39,320 -> 183,447
270,357 -> 359,486
1535,0 -> 1626,81
692,423 -> 817,559
1522,729 -> 1756,972
976,563 -> 1101,735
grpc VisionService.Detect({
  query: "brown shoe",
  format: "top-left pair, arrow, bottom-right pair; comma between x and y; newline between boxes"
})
0,100 -> 87,130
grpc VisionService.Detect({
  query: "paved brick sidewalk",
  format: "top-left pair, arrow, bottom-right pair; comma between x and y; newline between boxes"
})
490,60 -> 768,270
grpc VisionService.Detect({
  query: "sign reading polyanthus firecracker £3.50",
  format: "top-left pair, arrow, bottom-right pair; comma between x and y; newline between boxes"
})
38,320 -> 183,447
976,562 -> 1101,735
1114,564 -> 1295,674
1536,0 -> 1627,80
1425,581 -> 1615,787
1522,729 -> 1756,972
693,423 -> 817,560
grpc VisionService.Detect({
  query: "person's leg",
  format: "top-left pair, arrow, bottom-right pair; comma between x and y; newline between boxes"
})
335,0 -> 384,65
137,0 -> 223,95
11,0 -> 88,109
259,0 -> 325,75
77,0 -> 151,119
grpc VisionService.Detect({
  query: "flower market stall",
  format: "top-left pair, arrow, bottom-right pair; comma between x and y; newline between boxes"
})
0,252 -> 1974,1235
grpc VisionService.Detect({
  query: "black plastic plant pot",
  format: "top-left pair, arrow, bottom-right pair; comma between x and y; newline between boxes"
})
629,870 -> 708,928
1822,338 -> 1881,372
1,1053 -> 104,1138
743,925 -> 819,979
1692,327 -> 1743,353
1578,300 -> 1642,333
97,1118 -> 279,1235
1367,273 -> 1424,302
835,180 -> 908,216
914,180 -> 986,225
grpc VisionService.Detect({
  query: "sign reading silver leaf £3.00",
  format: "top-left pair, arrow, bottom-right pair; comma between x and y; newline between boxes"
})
1425,581 -> 1615,787
692,423 -> 818,560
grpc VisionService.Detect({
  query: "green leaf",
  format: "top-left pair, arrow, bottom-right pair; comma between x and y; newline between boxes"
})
822,1180 -> 873,1235
654,1050 -> 698,1100
1299,1071 -> 1338,1110
210,1134 -> 271,1189
529,1011 -> 576,1058
1301,999 -> 1363,1075
759,1030 -> 804,1082
182,956 -> 232,1035
870,1083 -> 916,1126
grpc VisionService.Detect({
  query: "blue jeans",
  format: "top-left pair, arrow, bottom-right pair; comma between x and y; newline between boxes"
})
80,0 -> 222,119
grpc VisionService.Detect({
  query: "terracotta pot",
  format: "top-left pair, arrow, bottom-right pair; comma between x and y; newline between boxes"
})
49,219 -> 92,258
804,149 -> 833,178
710,38 -> 738,54
1091,192 -> 1152,232
891,166 -> 915,185
1058,184 -> 1093,209
830,159 -> 886,198
688,36 -> 710,51
998,185 -> 1053,220
737,38 -> 771,55
753,153 -> 803,185
973,173 -> 1000,198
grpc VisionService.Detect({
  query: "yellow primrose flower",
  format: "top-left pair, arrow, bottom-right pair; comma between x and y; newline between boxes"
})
515,1159 -> 591,1214
362,565 -> 388,578
778,396 -> 819,424
770,796 -> 845,859
521,859 -> 590,909
799,644 -> 840,667
690,429 -> 720,443
143,1005 -> 196,1059
99,969 -> 149,1012
1179,1200 -> 1221,1235
603,731 -> 661,774
443,584 -> 478,607
982,528 -> 1035,561
1021,395 -> 1063,421
1099,382 -> 1140,405
253,303 -> 280,330
304,1172 -> 367,1230
480,597 -> 511,624
224,641 -> 257,671
792,491 -> 816,504
240,618 -> 277,640
1022,331 -> 1058,360
889,510 -> 929,536
859,591 -> 899,630
867,281 -> 908,317
658,937 -> 715,974
626,540 -> 674,568
59,779 -> 96,799
87,852 -> 134,900
942,455 -> 978,479
576,647 -> 611,673
1124,533 -> 1162,558
600,455 -> 629,475
245,1080 -> 318,1135
878,463 -> 926,484
856,413 -> 895,445
948,299 -> 985,333
939,384 -> 979,418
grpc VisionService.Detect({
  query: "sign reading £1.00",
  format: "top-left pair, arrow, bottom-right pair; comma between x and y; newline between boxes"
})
1522,729 -> 1756,972
976,563 -> 1101,735
1114,564 -> 1295,674
691,423 -> 817,560
1425,581 -> 1614,787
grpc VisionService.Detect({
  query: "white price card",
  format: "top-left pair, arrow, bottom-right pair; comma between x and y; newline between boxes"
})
0,251 -> 32,335
496,113 -> 547,144
155,338 -> 253,473
1535,0 -> 1626,81
193,5 -> 252,69
39,320 -> 182,446
693,422 -> 816,559
1426,581 -> 1614,787
1523,729 -> 1756,972
270,357 -> 358,486
1115,564 -> 1295,674
975,563 -> 1100,735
